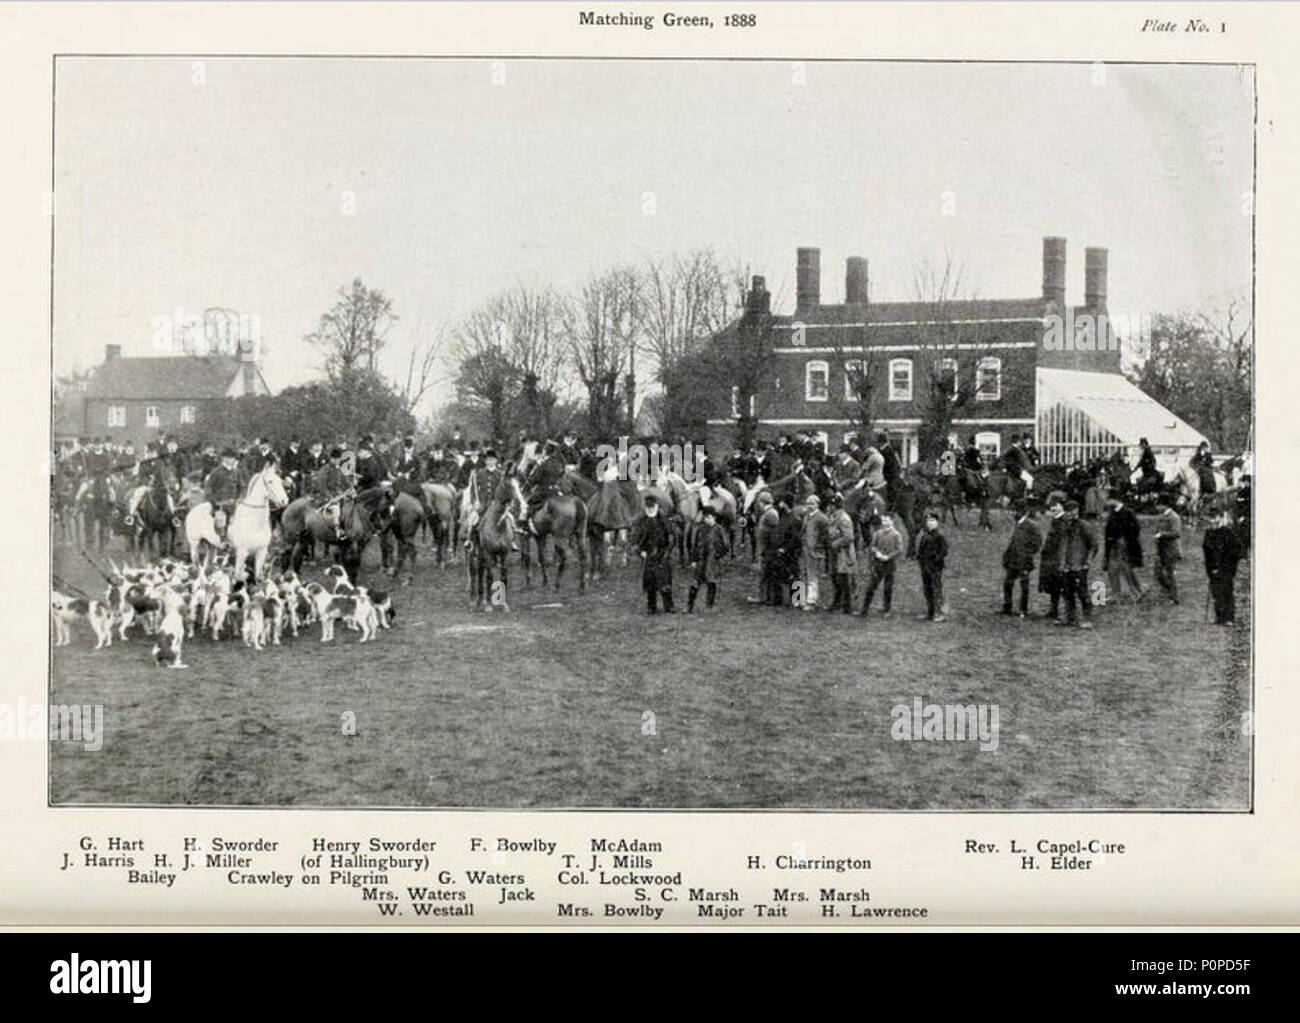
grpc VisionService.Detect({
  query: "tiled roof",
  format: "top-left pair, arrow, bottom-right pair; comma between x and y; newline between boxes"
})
84,356 -> 243,400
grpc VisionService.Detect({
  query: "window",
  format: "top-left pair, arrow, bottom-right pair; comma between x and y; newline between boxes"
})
976,357 -> 1001,401
180,404 -> 197,424
975,431 -> 1002,459
805,360 -> 829,402
888,358 -> 913,402
145,406 -> 160,428
844,360 -> 864,400
730,385 -> 740,418
936,357 -> 959,400
107,405 -> 125,427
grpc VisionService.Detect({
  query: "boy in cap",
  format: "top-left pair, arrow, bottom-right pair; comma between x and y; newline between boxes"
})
688,506 -> 729,612
859,512 -> 904,616
916,511 -> 949,622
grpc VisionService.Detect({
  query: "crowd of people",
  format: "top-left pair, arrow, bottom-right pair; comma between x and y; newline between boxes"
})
52,424 -> 1249,628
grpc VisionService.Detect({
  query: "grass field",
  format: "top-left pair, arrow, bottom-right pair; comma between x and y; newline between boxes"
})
49,512 -> 1252,810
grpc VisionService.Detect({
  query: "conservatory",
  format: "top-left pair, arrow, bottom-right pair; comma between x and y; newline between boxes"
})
1034,367 -> 1208,471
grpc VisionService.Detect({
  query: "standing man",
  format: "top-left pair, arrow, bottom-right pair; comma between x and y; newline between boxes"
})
800,494 -> 829,611
1056,499 -> 1097,629
776,497 -> 802,607
1152,497 -> 1183,604
1103,497 -> 1145,603
753,492 -> 781,605
825,494 -> 857,614
1001,503 -> 1043,617
1037,498 -> 1066,621
637,493 -> 676,614
1203,509 -> 1243,625
916,511 -> 949,623
877,432 -> 901,511
859,512 -> 904,617
688,506 -> 728,612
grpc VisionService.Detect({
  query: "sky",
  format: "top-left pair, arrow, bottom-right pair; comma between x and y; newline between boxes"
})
53,58 -> 1255,413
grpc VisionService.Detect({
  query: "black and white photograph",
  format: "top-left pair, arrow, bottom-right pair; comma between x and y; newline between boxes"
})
46,56 -> 1254,811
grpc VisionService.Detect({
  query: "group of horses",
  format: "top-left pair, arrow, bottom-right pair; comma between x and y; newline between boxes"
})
52,446 -> 1246,615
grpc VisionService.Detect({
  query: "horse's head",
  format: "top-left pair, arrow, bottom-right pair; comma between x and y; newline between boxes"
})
260,467 -> 290,509
507,475 -> 527,521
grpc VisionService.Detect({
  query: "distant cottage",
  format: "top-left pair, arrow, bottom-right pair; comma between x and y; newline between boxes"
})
703,237 -> 1206,470
80,344 -> 271,449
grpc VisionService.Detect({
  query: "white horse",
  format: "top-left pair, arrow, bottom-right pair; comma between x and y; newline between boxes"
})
184,467 -> 289,580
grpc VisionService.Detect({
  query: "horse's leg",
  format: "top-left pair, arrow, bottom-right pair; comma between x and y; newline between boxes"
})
554,541 -> 565,592
521,536 -> 533,588
498,554 -> 510,612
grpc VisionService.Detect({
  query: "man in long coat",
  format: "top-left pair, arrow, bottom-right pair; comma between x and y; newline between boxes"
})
636,493 -> 676,613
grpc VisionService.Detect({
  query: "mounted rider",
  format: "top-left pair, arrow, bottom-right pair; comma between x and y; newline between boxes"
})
309,446 -> 352,541
351,435 -> 395,534
203,447 -> 245,539
126,441 -> 178,525
1135,437 -> 1160,485
523,439 -> 567,534
391,433 -> 440,529
465,448 -> 516,549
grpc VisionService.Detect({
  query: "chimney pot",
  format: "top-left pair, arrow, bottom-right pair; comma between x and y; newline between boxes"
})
745,275 -> 771,315
796,247 -> 821,311
1042,237 -> 1067,306
1084,247 -> 1108,308
845,257 -> 869,306
105,344 -> 122,361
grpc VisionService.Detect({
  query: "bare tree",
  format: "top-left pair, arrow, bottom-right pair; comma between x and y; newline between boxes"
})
306,278 -> 397,381
1129,296 -> 1252,451
398,313 -> 451,416
910,253 -> 1002,461
452,299 -> 521,441
560,267 -> 642,438
499,284 -> 567,437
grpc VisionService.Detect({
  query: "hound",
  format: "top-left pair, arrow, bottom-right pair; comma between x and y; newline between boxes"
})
51,591 -> 115,649
150,587 -> 189,668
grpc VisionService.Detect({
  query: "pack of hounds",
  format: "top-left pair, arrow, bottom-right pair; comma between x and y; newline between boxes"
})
52,556 -> 395,668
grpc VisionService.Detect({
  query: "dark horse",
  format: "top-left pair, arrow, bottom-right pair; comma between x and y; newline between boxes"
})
79,475 -> 118,550
521,482 -> 590,593
467,475 -> 524,612
279,491 -> 393,583
384,491 -> 426,584
133,481 -> 179,558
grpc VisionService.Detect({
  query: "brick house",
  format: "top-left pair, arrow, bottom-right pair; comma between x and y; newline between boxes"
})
81,345 -> 271,450
703,237 -> 1206,470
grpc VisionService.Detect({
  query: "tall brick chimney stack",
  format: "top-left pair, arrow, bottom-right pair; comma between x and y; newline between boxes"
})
796,247 -> 821,312
1042,236 -> 1067,307
1084,247 -> 1108,309
845,257 -> 869,306
105,344 -> 121,361
745,275 -> 771,315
